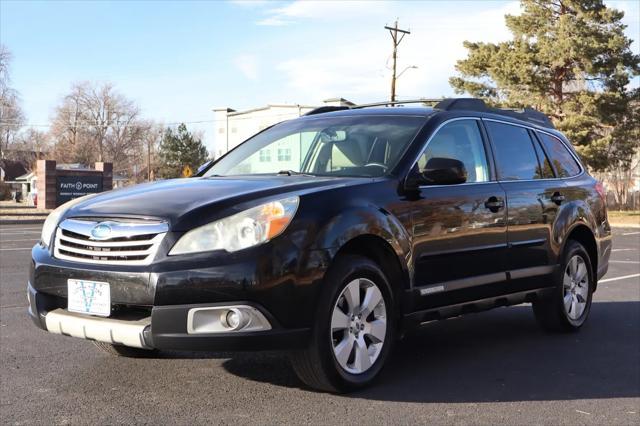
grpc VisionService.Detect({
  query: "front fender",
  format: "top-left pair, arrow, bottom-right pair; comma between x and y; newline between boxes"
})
310,205 -> 412,284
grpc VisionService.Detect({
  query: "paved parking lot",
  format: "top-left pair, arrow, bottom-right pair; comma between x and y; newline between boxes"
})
1,224 -> 638,425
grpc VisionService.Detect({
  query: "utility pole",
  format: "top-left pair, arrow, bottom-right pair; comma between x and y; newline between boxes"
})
385,20 -> 411,103
148,129 -> 159,182
147,136 -> 152,181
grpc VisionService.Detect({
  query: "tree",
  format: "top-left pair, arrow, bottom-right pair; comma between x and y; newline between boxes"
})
0,45 -> 25,156
8,128 -> 51,166
157,123 -> 209,178
449,0 -> 640,172
50,81 -> 155,181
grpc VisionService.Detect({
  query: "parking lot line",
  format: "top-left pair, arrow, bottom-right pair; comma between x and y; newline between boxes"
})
0,231 -> 42,236
622,231 -> 640,236
612,248 -> 635,252
0,238 -> 39,242
599,273 -> 640,283
609,260 -> 639,264
0,247 -> 33,251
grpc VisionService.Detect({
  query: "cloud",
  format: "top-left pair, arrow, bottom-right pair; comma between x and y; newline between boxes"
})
228,0 -> 271,8
256,17 -> 291,26
233,55 -> 259,80
256,0 -> 391,26
276,1 -> 521,103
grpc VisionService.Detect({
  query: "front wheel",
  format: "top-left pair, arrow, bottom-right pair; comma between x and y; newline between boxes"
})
290,255 -> 396,392
532,240 -> 594,332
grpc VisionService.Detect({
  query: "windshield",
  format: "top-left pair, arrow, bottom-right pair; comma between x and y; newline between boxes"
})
206,115 -> 425,178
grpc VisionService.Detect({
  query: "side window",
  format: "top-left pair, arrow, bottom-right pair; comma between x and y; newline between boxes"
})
530,132 -> 555,179
537,132 -> 581,177
485,121 -> 541,181
417,120 -> 489,183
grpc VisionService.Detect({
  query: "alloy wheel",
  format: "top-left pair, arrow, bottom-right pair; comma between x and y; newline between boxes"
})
330,278 -> 387,375
563,255 -> 589,320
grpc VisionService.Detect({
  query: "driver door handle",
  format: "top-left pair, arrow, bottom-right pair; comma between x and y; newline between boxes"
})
484,196 -> 504,212
551,192 -> 565,205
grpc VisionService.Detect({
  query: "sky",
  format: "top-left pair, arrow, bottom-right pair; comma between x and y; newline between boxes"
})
1,0 -> 639,153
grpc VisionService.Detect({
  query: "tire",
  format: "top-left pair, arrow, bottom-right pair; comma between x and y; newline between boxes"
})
290,255 -> 396,393
532,240 -> 594,332
93,341 -> 159,358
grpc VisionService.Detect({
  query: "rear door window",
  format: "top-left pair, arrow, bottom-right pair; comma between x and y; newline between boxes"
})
537,132 -> 581,177
530,132 -> 555,179
485,121 -> 540,181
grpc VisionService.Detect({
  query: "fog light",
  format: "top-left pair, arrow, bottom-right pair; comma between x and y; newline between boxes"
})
187,305 -> 272,334
221,308 -> 247,330
225,309 -> 241,329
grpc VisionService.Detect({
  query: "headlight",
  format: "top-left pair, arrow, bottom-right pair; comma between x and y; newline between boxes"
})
41,195 -> 96,247
41,208 -> 64,247
169,196 -> 299,255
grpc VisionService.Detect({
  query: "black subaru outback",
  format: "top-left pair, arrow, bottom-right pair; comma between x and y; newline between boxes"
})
28,98 -> 611,392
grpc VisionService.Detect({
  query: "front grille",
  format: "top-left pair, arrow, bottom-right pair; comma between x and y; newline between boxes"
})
54,218 -> 168,265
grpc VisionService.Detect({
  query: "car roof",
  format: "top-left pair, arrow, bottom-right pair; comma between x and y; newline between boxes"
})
299,106 -> 437,118
298,105 -> 567,140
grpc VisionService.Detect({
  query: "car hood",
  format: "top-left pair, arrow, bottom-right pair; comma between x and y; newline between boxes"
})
64,176 -> 363,230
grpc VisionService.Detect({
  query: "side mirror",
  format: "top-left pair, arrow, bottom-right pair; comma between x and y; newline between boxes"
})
195,160 -> 214,176
418,157 -> 467,186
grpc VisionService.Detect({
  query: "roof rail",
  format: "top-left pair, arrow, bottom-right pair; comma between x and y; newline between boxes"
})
305,97 -> 554,129
433,98 -> 554,129
304,106 -> 350,116
351,98 -> 445,109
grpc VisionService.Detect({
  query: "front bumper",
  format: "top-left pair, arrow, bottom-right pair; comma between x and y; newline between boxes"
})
44,308 -> 152,348
28,281 -> 310,351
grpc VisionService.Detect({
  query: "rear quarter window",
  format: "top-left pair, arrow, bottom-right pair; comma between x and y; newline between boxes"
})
537,132 -> 581,177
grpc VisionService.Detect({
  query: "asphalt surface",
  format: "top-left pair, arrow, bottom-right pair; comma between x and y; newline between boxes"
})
1,225 -> 638,425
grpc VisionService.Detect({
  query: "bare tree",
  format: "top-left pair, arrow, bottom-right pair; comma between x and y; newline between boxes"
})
603,155 -> 640,210
50,81 -> 155,183
51,83 -> 87,163
9,128 -> 51,164
0,45 -> 25,157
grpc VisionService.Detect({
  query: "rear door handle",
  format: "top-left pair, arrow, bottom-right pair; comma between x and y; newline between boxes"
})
551,192 -> 565,205
484,196 -> 504,212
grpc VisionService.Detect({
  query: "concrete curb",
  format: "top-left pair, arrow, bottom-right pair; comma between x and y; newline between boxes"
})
611,224 -> 640,229
0,219 -> 45,225
1,213 -> 49,217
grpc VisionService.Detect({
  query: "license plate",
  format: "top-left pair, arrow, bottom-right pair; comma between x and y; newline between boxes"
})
67,279 -> 111,317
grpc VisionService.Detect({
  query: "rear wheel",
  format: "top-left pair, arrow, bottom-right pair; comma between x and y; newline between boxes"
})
290,255 -> 396,392
532,240 -> 594,332
93,341 -> 159,358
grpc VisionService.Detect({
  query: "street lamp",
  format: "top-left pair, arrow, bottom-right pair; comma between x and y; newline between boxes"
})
397,65 -> 418,80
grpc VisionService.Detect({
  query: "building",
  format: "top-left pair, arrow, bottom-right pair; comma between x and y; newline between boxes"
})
212,98 -> 354,159
0,159 -> 31,202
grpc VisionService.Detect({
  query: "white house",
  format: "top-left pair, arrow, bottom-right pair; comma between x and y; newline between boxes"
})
212,98 -> 354,159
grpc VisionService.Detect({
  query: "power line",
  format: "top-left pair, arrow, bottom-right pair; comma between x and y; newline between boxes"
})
0,111 -> 316,129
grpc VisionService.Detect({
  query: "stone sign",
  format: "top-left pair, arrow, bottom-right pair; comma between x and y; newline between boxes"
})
37,160 -> 113,209
56,175 -> 104,204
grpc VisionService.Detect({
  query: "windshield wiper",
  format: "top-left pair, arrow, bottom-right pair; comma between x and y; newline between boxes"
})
277,170 -> 315,177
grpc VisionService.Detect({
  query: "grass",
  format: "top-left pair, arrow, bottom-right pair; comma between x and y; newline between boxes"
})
608,210 -> 640,226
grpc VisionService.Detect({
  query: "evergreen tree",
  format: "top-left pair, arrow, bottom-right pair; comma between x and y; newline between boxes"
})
449,0 -> 639,171
158,123 -> 209,178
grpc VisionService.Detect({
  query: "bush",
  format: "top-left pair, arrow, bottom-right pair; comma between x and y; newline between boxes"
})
0,182 -> 12,200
